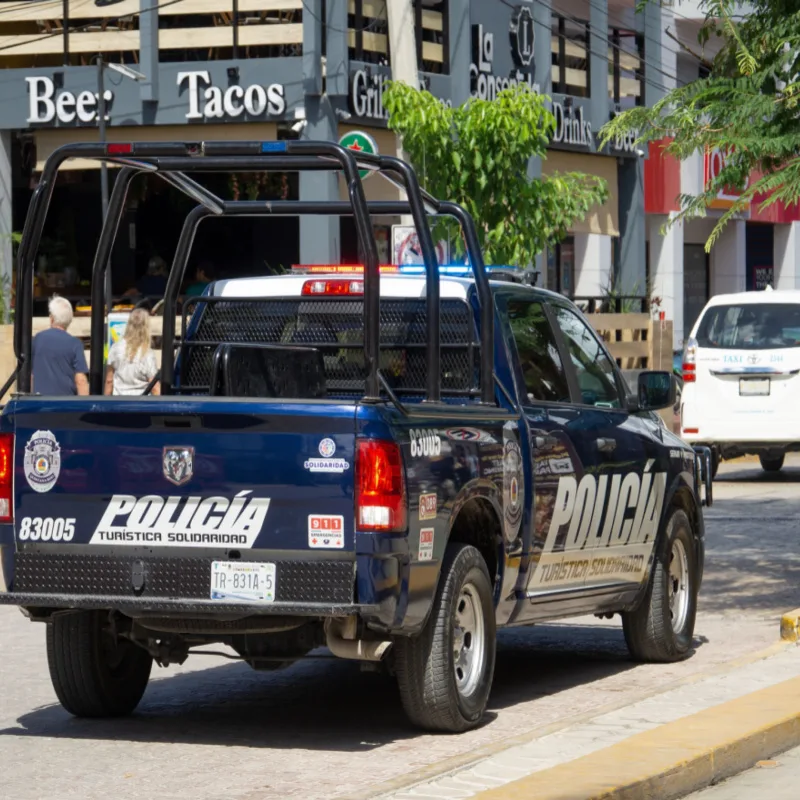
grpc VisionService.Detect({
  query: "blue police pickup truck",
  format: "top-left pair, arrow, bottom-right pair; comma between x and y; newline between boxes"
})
0,140 -> 712,733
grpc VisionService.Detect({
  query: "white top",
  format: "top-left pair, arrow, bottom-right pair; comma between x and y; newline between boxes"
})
108,341 -> 158,396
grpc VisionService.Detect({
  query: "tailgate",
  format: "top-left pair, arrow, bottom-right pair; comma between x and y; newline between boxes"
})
11,398 -> 357,554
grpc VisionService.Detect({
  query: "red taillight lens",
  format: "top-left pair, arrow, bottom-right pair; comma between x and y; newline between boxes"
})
683,428 -> 699,434
0,433 -> 13,523
682,363 -> 696,383
355,439 -> 407,532
302,279 -> 364,296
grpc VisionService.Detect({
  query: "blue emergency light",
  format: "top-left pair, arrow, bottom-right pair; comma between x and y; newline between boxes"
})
261,141 -> 288,152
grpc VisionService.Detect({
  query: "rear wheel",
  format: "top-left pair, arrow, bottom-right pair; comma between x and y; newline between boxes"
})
622,508 -> 698,663
394,543 -> 496,732
46,610 -> 152,717
759,454 -> 785,473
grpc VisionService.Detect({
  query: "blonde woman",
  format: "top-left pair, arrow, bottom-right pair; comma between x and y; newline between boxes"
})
104,308 -> 161,396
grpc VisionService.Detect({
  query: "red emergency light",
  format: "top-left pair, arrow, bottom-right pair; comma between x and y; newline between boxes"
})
302,279 -> 364,296
106,143 -> 133,155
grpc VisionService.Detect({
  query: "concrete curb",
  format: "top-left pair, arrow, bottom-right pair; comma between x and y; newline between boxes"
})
473,674 -> 800,800
347,642 -> 792,800
780,608 -> 800,641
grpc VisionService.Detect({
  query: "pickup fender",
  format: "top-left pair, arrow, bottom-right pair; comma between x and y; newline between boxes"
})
396,477 -> 506,637
627,469 -> 705,612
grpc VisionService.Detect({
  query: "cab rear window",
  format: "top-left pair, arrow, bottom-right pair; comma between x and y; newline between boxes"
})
696,303 -> 800,349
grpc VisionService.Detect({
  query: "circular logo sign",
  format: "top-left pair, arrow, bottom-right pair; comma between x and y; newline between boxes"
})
510,5 -> 535,68
24,429 -> 61,494
318,438 -> 337,458
338,130 -> 379,180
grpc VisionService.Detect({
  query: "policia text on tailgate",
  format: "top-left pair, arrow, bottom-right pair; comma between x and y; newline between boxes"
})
0,140 -> 712,732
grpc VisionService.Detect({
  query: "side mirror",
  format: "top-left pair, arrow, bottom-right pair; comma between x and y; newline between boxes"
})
628,370 -> 675,412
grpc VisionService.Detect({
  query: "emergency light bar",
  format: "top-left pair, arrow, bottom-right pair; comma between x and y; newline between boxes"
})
291,264 -> 520,277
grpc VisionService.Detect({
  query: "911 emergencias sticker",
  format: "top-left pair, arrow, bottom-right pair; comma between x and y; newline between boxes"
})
418,528 -> 434,561
308,514 -> 344,549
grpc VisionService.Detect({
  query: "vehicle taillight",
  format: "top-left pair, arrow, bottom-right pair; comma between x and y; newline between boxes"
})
682,336 -> 698,383
0,433 -> 13,523
302,279 -> 364,296
355,439 -> 407,532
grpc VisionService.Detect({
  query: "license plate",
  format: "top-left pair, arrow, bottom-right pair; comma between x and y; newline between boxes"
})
210,561 -> 276,603
739,378 -> 770,396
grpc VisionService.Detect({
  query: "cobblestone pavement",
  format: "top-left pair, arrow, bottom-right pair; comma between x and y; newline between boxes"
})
1,458 -> 798,800
683,743 -> 800,800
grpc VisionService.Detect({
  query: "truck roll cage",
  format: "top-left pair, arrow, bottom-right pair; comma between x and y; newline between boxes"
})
14,140 -> 495,406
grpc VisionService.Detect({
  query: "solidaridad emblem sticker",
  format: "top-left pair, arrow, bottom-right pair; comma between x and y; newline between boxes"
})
24,429 -> 61,493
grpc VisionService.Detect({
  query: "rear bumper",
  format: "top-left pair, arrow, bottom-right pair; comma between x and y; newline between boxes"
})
0,592 -> 377,616
0,550 -> 368,616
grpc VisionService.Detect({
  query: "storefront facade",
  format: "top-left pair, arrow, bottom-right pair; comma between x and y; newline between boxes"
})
0,0 -> 668,308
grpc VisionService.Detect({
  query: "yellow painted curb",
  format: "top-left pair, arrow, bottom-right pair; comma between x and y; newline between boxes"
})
780,608 -> 800,642
473,674 -> 800,800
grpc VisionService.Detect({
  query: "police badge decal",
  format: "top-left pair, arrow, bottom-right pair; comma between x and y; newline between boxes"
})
24,429 -> 61,493
163,447 -> 195,486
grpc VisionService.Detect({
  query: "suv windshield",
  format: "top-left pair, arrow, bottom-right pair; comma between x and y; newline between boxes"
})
696,303 -> 800,350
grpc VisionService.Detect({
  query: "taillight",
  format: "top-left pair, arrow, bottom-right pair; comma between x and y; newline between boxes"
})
302,279 -> 364,296
0,433 -> 13,523
683,336 -> 698,382
355,439 -> 407,532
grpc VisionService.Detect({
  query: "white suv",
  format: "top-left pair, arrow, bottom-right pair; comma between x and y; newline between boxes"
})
681,288 -> 800,476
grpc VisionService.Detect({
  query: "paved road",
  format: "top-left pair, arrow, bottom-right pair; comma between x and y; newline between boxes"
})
684,744 -> 800,800
1,457 -> 799,800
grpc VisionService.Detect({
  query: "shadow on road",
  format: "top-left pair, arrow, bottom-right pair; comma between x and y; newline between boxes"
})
700,484 -> 800,614
0,623 -> 698,748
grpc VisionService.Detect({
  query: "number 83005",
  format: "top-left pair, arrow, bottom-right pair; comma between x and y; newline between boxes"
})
18,517 -> 76,542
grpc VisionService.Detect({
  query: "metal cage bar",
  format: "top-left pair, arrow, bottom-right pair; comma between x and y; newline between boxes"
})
14,141 -> 495,407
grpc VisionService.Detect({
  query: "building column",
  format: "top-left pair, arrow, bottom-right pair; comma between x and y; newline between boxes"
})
649,213 -> 684,349
299,97 -> 340,265
773,222 -> 800,289
448,0 -> 470,107
299,0 -> 343,265
589,0 -> 608,134
0,131 -> 11,318
710,220 -> 746,294
574,234 -> 612,297
616,157 -> 646,296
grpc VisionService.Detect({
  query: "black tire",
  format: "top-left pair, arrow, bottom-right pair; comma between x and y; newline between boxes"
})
760,454 -> 785,473
46,610 -> 152,717
622,508 -> 698,663
394,543 -> 496,733
711,449 -> 720,480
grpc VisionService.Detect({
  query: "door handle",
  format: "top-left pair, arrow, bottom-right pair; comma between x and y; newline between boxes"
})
534,435 -> 558,448
596,437 -> 616,453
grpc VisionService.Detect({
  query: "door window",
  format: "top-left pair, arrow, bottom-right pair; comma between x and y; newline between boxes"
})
506,300 -> 571,403
552,305 -> 621,407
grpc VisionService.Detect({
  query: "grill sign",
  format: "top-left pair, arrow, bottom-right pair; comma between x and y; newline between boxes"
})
89,491 -> 271,548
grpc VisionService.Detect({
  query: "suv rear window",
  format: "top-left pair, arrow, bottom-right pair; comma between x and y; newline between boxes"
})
696,303 -> 800,349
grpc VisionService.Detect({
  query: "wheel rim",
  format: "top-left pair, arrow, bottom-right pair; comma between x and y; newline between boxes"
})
668,538 -> 690,634
452,582 -> 485,698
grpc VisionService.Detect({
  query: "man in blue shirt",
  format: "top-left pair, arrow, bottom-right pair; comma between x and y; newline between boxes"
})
32,296 -> 89,396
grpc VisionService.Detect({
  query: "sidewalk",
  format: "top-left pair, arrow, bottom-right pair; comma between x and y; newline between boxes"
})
377,643 -> 800,800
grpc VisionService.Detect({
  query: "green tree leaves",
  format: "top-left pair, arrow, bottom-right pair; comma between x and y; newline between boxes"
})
599,0 -> 800,252
382,82 -> 608,266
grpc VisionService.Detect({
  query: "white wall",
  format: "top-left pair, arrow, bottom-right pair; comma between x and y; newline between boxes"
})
574,233 -> 612,296
774,223 -> 800,290
709,220 -> 747,294
648,213 -> 684,349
